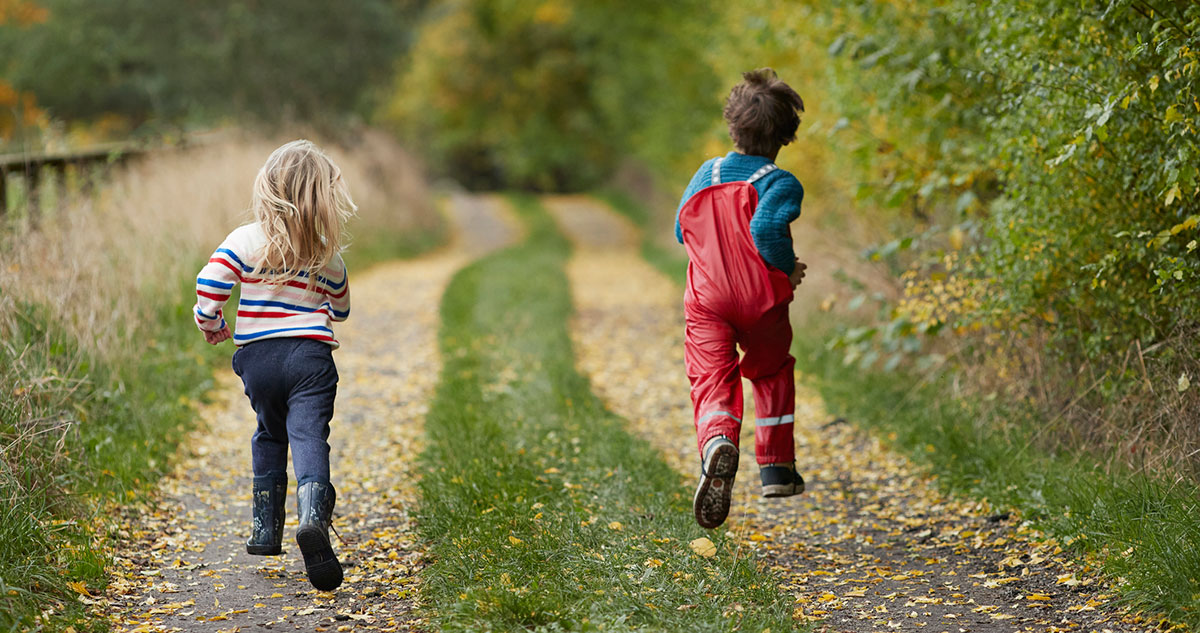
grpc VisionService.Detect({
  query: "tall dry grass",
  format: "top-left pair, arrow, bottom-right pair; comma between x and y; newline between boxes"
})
0,128 -> 438,362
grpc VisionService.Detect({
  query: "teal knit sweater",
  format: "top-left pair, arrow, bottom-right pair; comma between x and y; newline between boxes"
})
674,151 -> 804,275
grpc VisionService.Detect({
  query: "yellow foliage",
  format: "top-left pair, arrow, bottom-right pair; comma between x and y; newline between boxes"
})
894,252 -> 990,333
533,0 -> 570,25
0,0 -> 47,26
0,79 -> 46,142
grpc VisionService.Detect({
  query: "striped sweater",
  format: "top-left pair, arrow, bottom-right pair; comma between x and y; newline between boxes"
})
194,223 -> 350,348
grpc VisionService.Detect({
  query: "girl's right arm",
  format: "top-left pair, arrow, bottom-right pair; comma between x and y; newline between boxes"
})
194,236 -> 247,335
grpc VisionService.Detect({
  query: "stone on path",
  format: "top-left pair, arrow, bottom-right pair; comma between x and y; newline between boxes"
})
106,194 -> 517,632
546,194 -> 1148,633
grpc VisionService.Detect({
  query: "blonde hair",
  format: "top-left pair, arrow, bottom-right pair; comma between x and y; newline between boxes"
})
250,140 -> 357,286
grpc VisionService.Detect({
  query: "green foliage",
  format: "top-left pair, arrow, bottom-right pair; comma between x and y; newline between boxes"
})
0,0 -> 420,129
385,0 -> 718,191
806,1 -> 1200,363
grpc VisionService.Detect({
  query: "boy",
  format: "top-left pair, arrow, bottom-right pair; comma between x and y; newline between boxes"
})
676,68 -> 807,529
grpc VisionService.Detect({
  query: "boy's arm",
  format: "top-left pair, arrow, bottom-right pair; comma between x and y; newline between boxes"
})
194,239 -> 245,334
675,158 -> 717,244
324,254 -> 350,322
749,176 -> 804,274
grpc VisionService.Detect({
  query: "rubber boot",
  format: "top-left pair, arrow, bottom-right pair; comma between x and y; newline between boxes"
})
295,481 -> 343,590
246,473 -> 287,555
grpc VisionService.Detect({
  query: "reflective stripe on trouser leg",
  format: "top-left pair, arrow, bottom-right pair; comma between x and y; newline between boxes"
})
685,303 -> 743,456
738,304 -> 796,465
754,414 -> 795,466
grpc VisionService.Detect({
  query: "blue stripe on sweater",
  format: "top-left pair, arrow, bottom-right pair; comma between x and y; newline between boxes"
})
240,298 -> 331,313
197,277 -> 236,290
216,248 -> 253,272
233,325 -> 334,342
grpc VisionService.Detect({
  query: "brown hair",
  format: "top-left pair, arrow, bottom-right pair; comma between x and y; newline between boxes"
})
723,68 -> 805,157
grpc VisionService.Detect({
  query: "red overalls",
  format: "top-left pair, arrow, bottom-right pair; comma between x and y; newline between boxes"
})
679,159 -> 796,465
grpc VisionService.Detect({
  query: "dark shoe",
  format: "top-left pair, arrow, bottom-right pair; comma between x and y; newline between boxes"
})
246,473 -> 287,556
295,481 -> 343,591
760,462 -> 805,498
693,436 -> 738,529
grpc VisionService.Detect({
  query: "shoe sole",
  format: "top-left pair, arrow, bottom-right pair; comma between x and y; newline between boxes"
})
246,543 -> 282,556
296,525 -> 343,591
693,442 -> 739,529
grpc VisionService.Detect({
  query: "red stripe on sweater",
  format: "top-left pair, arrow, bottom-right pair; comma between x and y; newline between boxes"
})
209,258 -> 245,280
236,309 -> 331,319
198,290 -> 231,301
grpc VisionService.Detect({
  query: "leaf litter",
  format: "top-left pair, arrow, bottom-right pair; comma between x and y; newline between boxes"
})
549,195 -> 1160,633
105,194 -> 518,632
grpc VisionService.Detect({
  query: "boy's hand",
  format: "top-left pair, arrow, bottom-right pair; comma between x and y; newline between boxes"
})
789,261 -> 807,289
203,324 -> 232,345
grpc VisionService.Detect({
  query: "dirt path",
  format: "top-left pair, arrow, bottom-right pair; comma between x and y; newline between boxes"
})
106,193 -> 517,632
546,195 -> 1148,633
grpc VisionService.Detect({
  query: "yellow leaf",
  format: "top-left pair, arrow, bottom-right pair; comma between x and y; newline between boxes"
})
1165,105 -> 1185,124
508,535 -> 523,546
66,581 -> 91,597
1027,593 -> 1052,601
607,521 -> 623,531
1166,184 -> 1182,206
689,537 -> 717,558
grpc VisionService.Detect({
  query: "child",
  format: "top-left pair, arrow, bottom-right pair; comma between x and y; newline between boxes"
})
676,68 -> 808,529
194,140 -> 354,590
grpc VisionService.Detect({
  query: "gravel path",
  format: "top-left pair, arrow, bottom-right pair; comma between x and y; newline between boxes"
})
106,194 -> 517,632
546,194 -> 1149,633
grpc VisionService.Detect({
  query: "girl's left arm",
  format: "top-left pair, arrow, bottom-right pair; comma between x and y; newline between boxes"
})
326,254 -> 350,322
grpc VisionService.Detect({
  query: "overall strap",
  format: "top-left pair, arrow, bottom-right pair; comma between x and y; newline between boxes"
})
746,163 -> 778,184
711,157 -> 723,185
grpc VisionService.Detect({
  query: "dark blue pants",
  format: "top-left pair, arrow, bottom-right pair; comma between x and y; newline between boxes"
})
232,338 -> 338,485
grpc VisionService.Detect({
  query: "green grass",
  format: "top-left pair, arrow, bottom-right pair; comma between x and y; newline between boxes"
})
416,194 -> 796,632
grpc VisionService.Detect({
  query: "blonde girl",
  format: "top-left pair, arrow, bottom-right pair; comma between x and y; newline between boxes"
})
193,140 -> 355,590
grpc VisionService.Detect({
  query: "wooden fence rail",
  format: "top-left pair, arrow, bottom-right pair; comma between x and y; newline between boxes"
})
0,142 -> 146,214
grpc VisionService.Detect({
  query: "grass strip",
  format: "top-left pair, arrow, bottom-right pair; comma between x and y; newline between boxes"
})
792,331 -> 1200,627
417,194 -> 795,632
